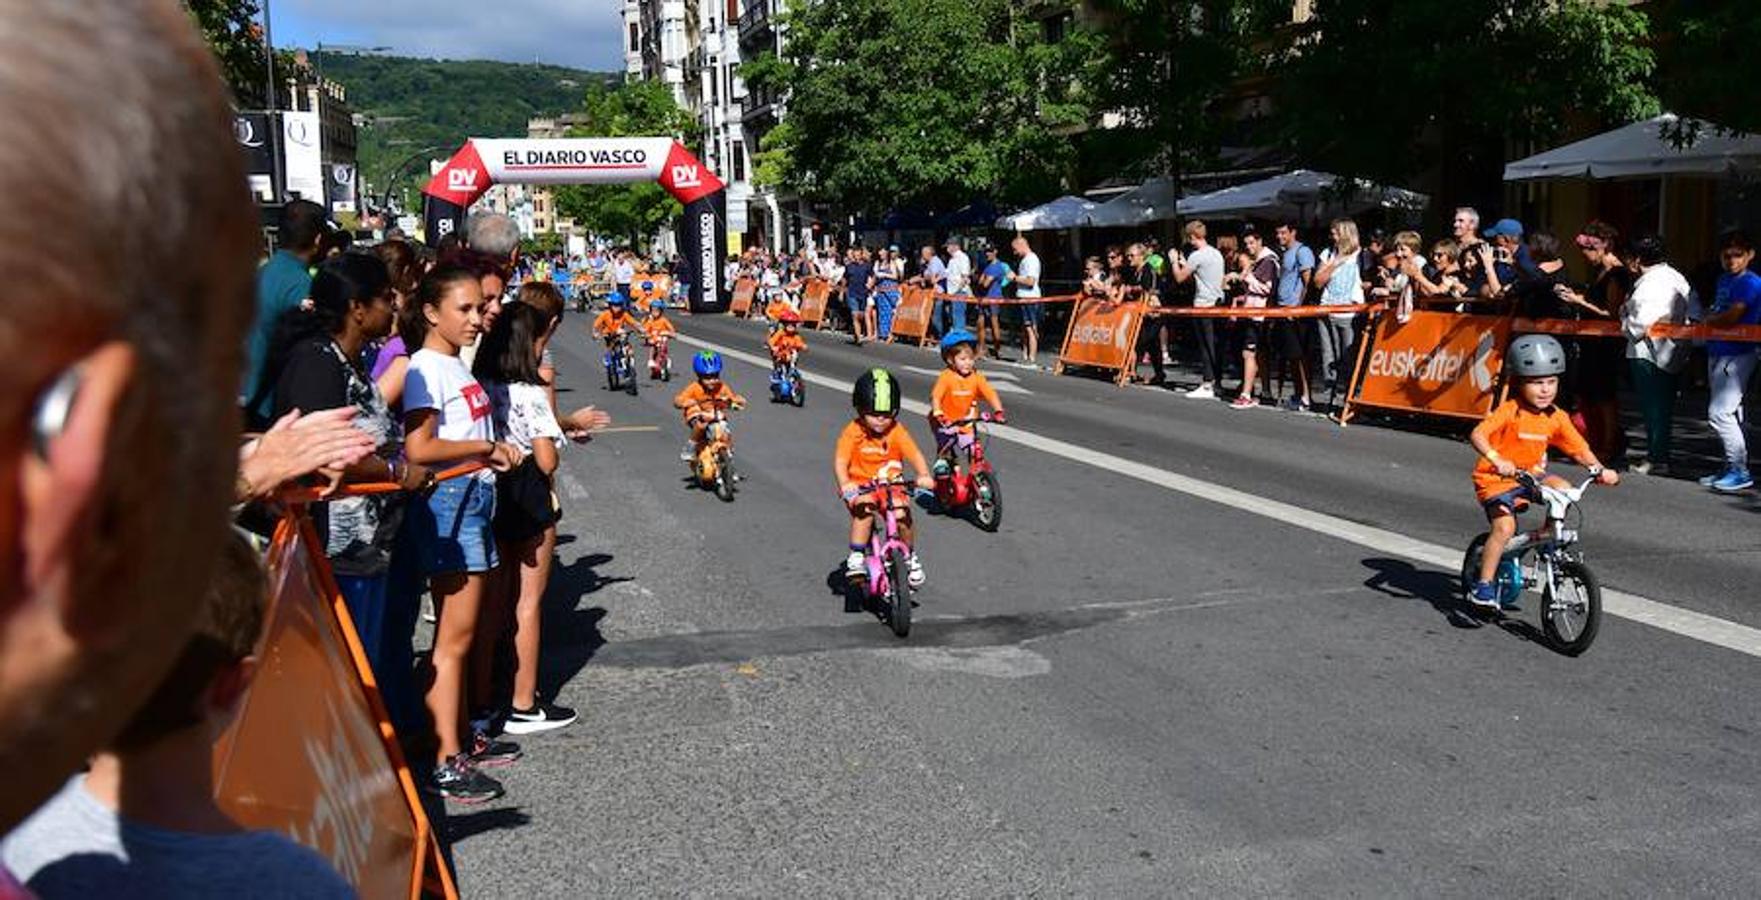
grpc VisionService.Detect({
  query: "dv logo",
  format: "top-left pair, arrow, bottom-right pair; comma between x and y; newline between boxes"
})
446,167 -> 479,192
671,164 -> 701,189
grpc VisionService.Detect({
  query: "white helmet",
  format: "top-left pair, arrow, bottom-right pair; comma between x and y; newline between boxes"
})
1507,334 -> 1566,378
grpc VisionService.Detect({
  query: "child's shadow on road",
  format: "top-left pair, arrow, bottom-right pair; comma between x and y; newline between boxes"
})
1361,556 -> 1546,647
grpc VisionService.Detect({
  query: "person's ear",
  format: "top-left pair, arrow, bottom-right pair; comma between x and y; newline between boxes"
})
423,303 -> 441,327
206,655 -> 258,722
18,343 -> 135,627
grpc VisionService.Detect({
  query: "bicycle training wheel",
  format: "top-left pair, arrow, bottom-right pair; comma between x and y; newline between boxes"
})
1541,560 -> 1601,656
970,469 -> 1002,532
886,548 -> 911,637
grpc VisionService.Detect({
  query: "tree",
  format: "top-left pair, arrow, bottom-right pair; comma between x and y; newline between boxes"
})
553,81 -> 697,246
1267,0 -> 1656,208
1652,1 -> 1761,137
758,0 -> 1099,216
183,0 -> 269,107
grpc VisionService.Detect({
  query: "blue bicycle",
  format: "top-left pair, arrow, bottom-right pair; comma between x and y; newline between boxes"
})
603,332 -> 638,396
769,357 -> 806,407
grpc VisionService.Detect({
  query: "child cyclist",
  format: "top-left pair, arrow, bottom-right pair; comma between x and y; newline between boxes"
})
674,351 -> 747,462
928,330 -> 1007,477
591,292 -> 638,350
1468,334 -> 1618,610
642,298 -> 677,378
769,308 -> 807,366
837,368 -> 936,585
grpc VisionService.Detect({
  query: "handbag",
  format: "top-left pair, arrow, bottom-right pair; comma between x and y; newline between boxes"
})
493,455 -> 556,543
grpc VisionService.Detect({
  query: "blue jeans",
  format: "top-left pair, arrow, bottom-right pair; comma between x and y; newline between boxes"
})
936,294 -> 969,336
335,574 -> 388,675
409,476 -> 499,575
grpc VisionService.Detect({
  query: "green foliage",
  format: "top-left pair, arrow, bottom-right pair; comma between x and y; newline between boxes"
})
552,81 -> 697,245
765,0 -> 1100,214
183,0 -> 268,106
1653,0 -> 1761,137
311,51 -> 613,211
1267,0 -> 1656,191
521,233 -> 564,256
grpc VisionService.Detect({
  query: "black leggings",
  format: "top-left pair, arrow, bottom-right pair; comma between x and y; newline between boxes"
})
1137,315 -> 1167,379
1193,318 -> 1222,385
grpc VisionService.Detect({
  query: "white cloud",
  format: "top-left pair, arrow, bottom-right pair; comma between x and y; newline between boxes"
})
277,0 -> 626,70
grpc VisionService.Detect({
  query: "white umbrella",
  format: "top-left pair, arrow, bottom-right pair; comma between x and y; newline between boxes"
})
1504,114 -> 1761,181
1083,177 -> 1181,227
1174,169 -> 1427,221
994,195 -> 1100,231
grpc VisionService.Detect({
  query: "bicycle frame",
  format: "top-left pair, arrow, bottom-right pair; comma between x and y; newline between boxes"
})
852,478 -> 914,596
1493,475 -> 1593,599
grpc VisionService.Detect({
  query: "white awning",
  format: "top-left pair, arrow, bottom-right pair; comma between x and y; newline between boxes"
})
1503,114 -> 1761,181
1082,177 -> 1180,227
994,195 -> 1099,231
1174,169 -> 1427,221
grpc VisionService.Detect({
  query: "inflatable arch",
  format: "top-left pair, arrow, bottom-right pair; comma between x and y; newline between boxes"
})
422,138 -> 728,312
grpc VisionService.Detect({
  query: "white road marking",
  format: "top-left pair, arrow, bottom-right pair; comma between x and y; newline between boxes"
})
901,364 -> 1033,395
676,331 -> 1761,661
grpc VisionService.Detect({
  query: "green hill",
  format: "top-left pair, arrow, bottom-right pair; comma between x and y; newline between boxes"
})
312,51 -> 616,211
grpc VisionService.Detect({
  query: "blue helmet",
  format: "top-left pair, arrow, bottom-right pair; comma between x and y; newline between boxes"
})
640,279 -> 655,292
650,299 -> 667,312
939,329 -> 978,354
692,350 -> 723,377
607,292 -> 629,308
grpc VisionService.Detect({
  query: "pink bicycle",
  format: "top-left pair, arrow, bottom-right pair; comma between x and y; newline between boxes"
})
842,475 -> 918,637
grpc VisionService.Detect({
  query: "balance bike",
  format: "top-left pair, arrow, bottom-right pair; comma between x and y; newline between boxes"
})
844,476 -> 917,637
770,358 -> 806,407
689,409 -> 738,502
931,412 -> 1004,532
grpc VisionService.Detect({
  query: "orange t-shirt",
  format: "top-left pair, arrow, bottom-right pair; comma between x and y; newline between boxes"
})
835,419 -> 925,485
768,330 -> 806,359
643,315 -> 677,340
593,309 -> 634,339
673,380 -> 745,422
765,297 -> 796,321
1471,399 -> 1592,501
930,369 -> 1003,425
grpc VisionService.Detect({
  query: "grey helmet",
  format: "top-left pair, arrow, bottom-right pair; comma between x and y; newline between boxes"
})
1507,334 -> 1566,377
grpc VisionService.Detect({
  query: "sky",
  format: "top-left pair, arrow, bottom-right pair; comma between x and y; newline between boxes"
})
270,0 -> 626,71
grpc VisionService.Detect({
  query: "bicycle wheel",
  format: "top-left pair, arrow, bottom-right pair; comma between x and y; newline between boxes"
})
970,469 -> 1002,532
624,348 -> 639,396
714,452 -> 736,502
790,372 -> 805,407
1541,560 -> 1601,656
886,548 -> 911,637
1460,533 -> 1490,602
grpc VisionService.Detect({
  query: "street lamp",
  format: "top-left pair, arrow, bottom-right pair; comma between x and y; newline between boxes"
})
380,145 -> 448,214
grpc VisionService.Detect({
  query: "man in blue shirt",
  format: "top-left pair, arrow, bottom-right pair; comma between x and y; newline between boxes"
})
1273,222 -> 1315,412
1703,230 -> 1761,492
976,244 -> 1012,358
242,200 -> 327,424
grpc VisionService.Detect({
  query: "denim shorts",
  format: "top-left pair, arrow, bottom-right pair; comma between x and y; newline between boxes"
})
1018,302 -> 1044,327
411,476 -> 499,575
1481,485 -> 1533,517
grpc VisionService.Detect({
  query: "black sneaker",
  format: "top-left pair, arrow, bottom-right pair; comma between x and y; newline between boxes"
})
469,729 -> 522,768
503,700 -> 578,735
430,755 -> 504,804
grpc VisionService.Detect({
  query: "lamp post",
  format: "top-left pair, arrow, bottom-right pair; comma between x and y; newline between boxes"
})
262,0 -> 284,205
380,146 -> 448,215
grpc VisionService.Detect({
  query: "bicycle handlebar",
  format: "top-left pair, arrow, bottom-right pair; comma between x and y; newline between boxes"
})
941,411 -> 1005,427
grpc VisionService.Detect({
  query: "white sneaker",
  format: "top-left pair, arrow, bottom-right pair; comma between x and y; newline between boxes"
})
906,553 -> 926,588
679,443 -> 695,462
845,550 -> 865,578
1186,383 -> 1216,399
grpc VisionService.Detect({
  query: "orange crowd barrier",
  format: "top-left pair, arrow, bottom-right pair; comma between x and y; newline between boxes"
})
1512,317 -> 1761,343
1054,298 -> 1148,386
214,509 -> 456,900
888,285 -> 937,346
798,277 -> 832,328
1341,310 -> 1511,423
729,277 -> 756,318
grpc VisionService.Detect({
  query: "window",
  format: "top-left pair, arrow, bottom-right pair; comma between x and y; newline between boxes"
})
629,23 -> 639,52
731,140 -> 745,182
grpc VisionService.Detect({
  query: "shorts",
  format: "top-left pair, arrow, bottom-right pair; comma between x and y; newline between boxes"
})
847,292 -> 870,313
1271,319 -> 1306,360
1481,485 -> 1534,517
1239,321 -> 1263,352
851,485 -> 911,514
1018,301 -> 1044,327
934,424 -> 976,458
411,476 -> 499,576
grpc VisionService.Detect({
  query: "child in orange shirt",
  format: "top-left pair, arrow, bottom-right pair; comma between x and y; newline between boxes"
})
1468,334 -> 1617,609
642,298 -> 677,378
928,330 -> 1007,476
836,368 -> 936,583
591,293 -> 637,351
768,309 -> 807,364
673,350 -> 746,462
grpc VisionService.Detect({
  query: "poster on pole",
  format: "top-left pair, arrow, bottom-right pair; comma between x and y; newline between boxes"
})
281,110 -> 325,204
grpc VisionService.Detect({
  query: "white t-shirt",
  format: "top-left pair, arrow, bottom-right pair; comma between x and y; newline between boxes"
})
1187,245 -> 1225,308
945,251 -> 972,295
1016,252 -> 1042,298
404,348 -> 495,480
488,380 -> 565,454
613,259 -> 635,284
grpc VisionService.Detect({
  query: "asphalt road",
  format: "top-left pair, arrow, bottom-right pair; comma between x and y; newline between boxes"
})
448,311 -> 1761,897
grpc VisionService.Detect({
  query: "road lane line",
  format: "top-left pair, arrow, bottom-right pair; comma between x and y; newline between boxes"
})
673,332 -> 1761,660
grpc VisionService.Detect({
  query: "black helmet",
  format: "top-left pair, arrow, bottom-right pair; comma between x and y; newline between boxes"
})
1507,334 -> 1566,378
851,367 -> 902,415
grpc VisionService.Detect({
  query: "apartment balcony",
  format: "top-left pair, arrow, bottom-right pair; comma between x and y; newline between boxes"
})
737,1 -> 773,46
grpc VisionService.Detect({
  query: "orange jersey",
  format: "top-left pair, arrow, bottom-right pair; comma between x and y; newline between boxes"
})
1471,399 -> 1592,501
835,418 -> 926,485
673,380 -> 745,422
768,330 -> 806,359
593,309 -> 635,338
643,315 -> 677,340
765,297 -> 796,321
929,369 -> 1003,425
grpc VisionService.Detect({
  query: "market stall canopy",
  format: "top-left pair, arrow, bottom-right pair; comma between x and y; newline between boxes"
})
1504,114 -> 1761,181
1174,169 -> 1427,221
995,195 -> 1099,231
1083,177 -> 1180,227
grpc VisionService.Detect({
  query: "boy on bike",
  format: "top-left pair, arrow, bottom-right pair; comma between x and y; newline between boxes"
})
928,330 -> 1007,478
592,292 -> 638,351
1468,334 -> 1618,610
836,368 -> 935,585
674,351 -> 746,463
768,309 -> 807,366
643,298 -> 677,378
